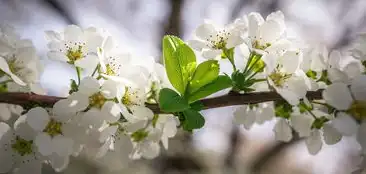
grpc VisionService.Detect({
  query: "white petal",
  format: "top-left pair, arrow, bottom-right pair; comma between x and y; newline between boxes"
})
0,56 -> 26,86
0,148 -> 13,173
0,104 -> 11,121
64,25 -> 82,42
233,106 -> 255,129
323,83 -> 353,110
187,40 -> 208,51
331,112 -> 359,136
281,51 -> 300,74
85,33 -> 104,53
328,68 -> 349,84
14,115 -> 36,140
74,54 -> 99,72
290,114 -> 314,137
226,31 -> 244,48
50,153 -> 70,172
101,79 -> 119,99
357,121 -> 366,154
202,49 -> 222,59
195,23 -> 216,40
79,77 -> 100,96
141,142 -> 160,159
35,133 -> 53,156
101,101 -> 121,122
351,74 -> 366,101
328,50 -> 341,69
248,12 -> 264,38
47,51 -> 68,62
322,123 -> 342,145
15,159 -> 42,174
259,20 -> 282,44
25,107 -> 50,132
52,135 -> 74,156
0,122 -> 13,145
273,118 -> 293,142
61,92 -> 90,113
130,105 -> 154,120
305,129 -> 323,155
103,36 -> 114,52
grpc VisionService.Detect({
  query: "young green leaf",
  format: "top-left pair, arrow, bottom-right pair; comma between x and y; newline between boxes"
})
187,60 -> 219,94
188,75 -> 232,103
182,109 -> 205,131
69,79 -> 78,94
159,88 -> 190,112
162,35 -> 196,95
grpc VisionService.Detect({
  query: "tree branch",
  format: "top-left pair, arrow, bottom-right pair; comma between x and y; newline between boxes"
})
0,90 -> 323,113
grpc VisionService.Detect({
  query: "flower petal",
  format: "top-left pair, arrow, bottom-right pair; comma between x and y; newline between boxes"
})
322,123 -> 342,145
331,112 -> 359,136
195,23 -> 216,40
79,77 -> 100,96
290,114 -> 314,137
323,83 -> 353,110
273,118 -> 293,142
202,49 -> 221,59
305,129 -> 323,155
350,74 -> 366,101
35,133 -> 53,156
26,107 -> 50,132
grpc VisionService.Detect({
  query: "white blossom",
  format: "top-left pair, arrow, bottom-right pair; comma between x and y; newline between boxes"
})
46,25 -> 104,73
0,118 -> 43,174
188,20 -> 245,59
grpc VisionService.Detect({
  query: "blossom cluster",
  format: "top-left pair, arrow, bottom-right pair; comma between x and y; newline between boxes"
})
0,10 -> 365,173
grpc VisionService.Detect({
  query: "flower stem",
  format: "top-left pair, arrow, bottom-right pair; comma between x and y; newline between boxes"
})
91,64 -> 100,77
75,67 -> 81,85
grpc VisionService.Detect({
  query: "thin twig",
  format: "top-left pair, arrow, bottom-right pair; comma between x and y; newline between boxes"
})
0,90 -> 323,113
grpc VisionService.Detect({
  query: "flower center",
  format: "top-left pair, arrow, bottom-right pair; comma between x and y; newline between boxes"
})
11,136 -> 34,156
89,92 -> 106,109
131,129 -> 148,142
122,87 -> 140,106
252,40 -> 271,50
207,30 -> 230,50
66,44 -> 84,64
269,71 -> 292,87
43,119 -> 63,137
105,64 -> 116,76
347,100 -> 366,121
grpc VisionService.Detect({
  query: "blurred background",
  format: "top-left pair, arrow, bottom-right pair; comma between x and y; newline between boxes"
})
1,0 -> 365,173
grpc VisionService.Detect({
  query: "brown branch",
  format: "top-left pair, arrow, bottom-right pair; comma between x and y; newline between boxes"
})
0,90 -> 323,113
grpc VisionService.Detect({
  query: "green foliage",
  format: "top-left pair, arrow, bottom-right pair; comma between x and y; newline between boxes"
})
187,75 -> 232,103
0,83 -> 7,92
159,88 -> 190,112
231,71 -> 256,92
190,101 -> 205,111
311,116 -> 329,129
181,109 -> 205,131
317,70 -> 331,85
187,60 -> 219,94
306,70 -> 318,80
275,101 -> 293,119
68,79 -> 78,94
162,36 -> 196,95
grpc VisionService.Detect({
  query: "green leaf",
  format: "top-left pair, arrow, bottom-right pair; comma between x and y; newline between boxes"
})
162,35 -> 196,95
188,75 -> 232,103
190,101 -> 205,111
182,109 -> 205,131
187,60 -> 219,94
69,79 -> 78,94
275,101 -> 293,118
274,101 -> 293,119
159,88 -> 190,112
